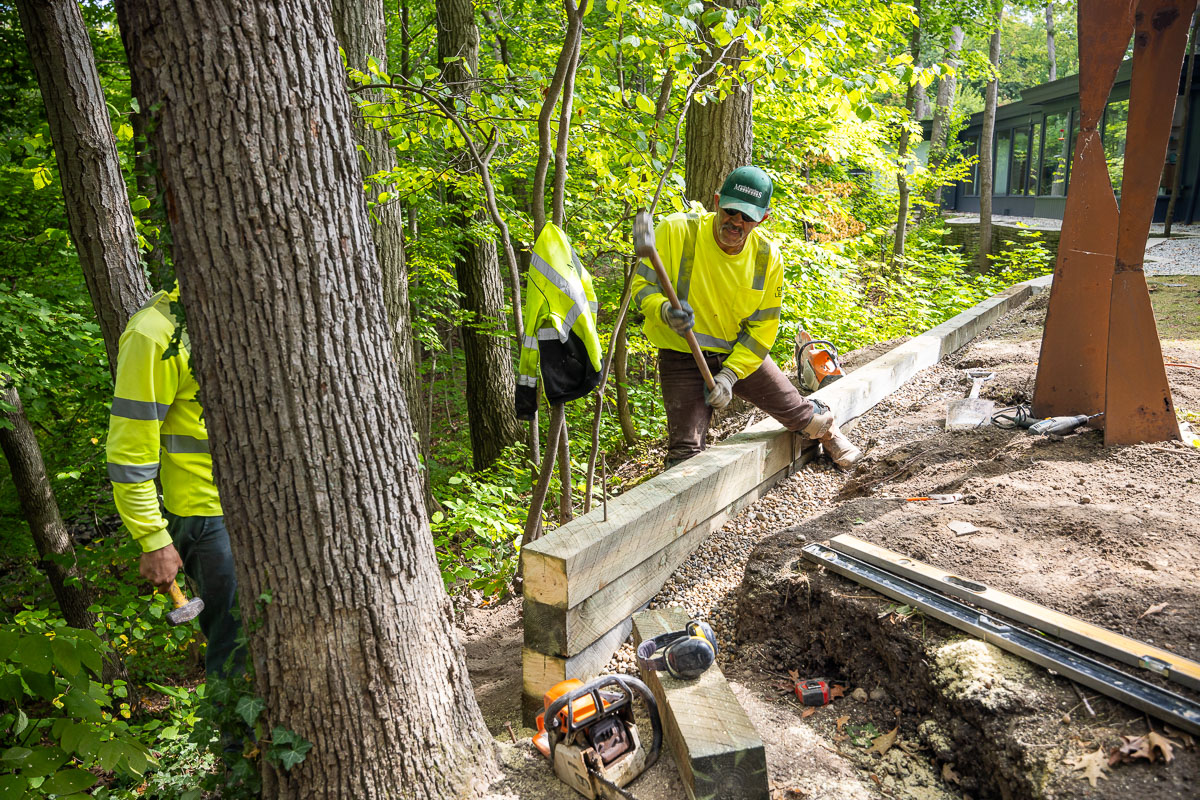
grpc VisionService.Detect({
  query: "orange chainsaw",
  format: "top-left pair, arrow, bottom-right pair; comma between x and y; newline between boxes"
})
532,675 -> 662,799
795,329 -> 845,394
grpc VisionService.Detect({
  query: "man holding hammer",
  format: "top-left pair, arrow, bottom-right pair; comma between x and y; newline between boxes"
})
106,288 -> 244,680
632,166 -> 862,470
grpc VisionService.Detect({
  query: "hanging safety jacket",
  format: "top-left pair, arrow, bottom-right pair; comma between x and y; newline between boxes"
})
107,290 -> 222,552
515,223 -> 602,420
632,211 -> 783,380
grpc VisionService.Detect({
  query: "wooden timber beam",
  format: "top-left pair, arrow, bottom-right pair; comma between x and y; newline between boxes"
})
633,609 -> 768,800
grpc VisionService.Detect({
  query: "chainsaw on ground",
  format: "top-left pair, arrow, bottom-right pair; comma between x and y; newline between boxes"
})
532,675 -> 662,800
795,329 -> 845,394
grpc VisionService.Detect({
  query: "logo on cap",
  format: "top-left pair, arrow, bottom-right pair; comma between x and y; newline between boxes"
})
734,184 -> 763,198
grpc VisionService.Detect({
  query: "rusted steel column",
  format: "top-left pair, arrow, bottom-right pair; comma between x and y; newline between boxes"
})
1033,0 -> 1135,421
1104,0 -> 1194,445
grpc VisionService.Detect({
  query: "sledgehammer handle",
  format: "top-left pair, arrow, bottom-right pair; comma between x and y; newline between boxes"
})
167,582 -> 188,609
633,210 -> 715,390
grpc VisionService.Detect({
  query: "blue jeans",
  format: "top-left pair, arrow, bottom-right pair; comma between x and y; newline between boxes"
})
165,512 -> 245,679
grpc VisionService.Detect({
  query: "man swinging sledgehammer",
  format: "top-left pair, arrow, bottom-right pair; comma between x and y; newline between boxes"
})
632,166 -> 862,470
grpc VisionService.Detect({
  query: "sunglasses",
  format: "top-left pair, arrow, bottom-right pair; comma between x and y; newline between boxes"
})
721,207 -> 756,223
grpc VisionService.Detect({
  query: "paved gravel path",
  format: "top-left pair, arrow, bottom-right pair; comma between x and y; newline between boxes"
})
1145,236 -> 1200,276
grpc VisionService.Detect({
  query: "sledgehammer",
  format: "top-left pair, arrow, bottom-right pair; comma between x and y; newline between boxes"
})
164,583 -> 204,626
633,209 -> 715,391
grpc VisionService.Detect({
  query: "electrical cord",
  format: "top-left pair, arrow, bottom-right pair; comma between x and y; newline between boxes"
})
991,404 -> 1037,430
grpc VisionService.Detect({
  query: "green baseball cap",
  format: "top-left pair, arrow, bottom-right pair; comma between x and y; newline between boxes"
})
717,166 -> 773,222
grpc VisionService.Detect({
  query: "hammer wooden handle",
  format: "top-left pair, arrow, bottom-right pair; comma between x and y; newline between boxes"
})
167,582 -> 188,609
644,248 -> 716,391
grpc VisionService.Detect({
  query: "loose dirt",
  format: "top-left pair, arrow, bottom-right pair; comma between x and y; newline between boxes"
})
468,276 -> 1200,799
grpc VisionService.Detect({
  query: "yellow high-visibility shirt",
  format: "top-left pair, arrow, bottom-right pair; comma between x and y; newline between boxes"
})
632,211 -> 782,380
106,291 -> 221,552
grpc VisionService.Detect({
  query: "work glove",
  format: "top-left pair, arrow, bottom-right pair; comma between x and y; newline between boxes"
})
660,300 -> 695,335
706,367 -> 737,409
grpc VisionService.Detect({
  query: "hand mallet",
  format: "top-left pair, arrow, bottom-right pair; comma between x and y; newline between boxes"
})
632,209 -> 716,390
165,582 -> 204,626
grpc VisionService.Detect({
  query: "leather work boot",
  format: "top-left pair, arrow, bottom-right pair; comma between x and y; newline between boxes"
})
801,411 -> 863,469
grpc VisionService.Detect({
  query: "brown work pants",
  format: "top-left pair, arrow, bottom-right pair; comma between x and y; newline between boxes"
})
658,349 -> 817,467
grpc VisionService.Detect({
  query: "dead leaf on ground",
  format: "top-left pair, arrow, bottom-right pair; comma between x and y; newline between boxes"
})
1066,749 -> 1109,787
941,763 -> 960,784
801,707 -> 817,718
829,684 -> 846,701
1116,732 -> 1180,764
869,726 -> 898,756
1137,602 -> 1169,620
835,715 -> 850,735
898,740 -> 920,755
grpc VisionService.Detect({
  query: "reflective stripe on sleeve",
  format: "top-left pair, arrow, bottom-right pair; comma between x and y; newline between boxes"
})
635,285 -> 660,306
161,434 -> 210,454
693,332 -> 735,351
746,306 -> 781,321
517,374 -> 538,387
523,335 -> 539,350
108,462 -> 160,483
736,331 -> 770,358
537,327 -> 562,341
111,397 -> 170,421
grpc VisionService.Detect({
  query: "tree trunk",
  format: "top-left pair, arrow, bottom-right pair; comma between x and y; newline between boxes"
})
116,1 -> 500,795
1,382 -> 97,632
436,0 -> 522,470
685,0 -> 755,206
1166,10 -> 1199,236
331,0 -> 421,442
926,25 -> 965,208
1046,2 -> 1057,82
892,0 -> 922,267
914,80 -> 931,121
16,0 -> 149,372
978,2 -> 1004,270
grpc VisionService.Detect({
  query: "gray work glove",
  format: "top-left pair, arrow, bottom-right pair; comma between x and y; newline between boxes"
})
660,300 -> 695,335
706,367 -> 737,409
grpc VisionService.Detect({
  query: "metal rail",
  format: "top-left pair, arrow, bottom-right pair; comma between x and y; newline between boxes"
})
802,543 -> 1200,735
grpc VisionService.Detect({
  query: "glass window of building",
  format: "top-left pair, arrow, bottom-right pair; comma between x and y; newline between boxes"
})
965,136 -> 980,195
996,129 -> 1012,196
1026,122 -> 1042,195
1103,99 -> 1128,191
1010,126 -> 1029,195
1041,112 -> 1070,196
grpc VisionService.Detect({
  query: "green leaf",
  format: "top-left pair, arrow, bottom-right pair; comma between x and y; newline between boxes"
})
0,630 -> 17,662
1,746 -> 32,764
424,65 -> 439,80
634,93 -> 655,115
0,672 -> 23,702
97,739 -> 122,772
51,638 -> 80,678
17,635 -> 52,672
13,708 -> 28,736
39,768 -> 97,795
0,774 -> 24,796
236,695 -> 265,726
21,668 -> 56,700
21,746 -> 66,778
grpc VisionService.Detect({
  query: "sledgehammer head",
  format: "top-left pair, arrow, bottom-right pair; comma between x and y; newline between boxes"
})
633,209 -> 656,258
166,583 -> 204,626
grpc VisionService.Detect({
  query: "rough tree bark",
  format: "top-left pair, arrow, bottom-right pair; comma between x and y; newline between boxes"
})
1,382 -> 97,632
16,0 -> 149,372
436,0 -> 522,470
1046,2 -> 1057,82
978,2 -> 1004,270
685,0 -> 755,206
116,0 -> 500,796
892,0 -> 922,266
331,0 -> 421,439
926,25 -> 965,209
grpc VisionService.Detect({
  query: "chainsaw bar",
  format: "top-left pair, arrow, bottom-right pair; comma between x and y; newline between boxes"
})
802,543 -> 1200,735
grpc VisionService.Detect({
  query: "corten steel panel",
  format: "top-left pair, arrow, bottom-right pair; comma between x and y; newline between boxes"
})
1104,0 -> 1192,444
1033,0 -> 1134,420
